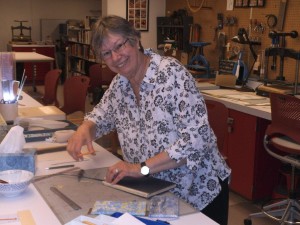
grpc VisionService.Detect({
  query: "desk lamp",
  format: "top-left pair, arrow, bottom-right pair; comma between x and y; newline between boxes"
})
231,28 -> 258,91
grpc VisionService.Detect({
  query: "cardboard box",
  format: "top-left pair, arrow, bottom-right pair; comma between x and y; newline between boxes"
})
215,74 -> 237,88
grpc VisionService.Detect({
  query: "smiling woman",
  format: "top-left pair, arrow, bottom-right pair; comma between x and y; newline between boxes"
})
68,15 -> 231,225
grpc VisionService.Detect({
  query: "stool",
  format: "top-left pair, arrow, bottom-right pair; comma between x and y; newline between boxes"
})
186,42 -> 213,78
244,93 -> 300,225
273,164 -> 300,199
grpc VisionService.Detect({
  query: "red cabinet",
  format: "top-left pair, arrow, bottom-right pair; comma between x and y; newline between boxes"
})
226,109 -> 281,200
8,44 -> 55,85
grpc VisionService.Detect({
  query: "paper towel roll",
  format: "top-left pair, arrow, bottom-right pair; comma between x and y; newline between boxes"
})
53,130 -> 75,143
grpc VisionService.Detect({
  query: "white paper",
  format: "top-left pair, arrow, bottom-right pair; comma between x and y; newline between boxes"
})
112,213 -> 145,225
65,214 -> 116,225
226,0 -> 234,10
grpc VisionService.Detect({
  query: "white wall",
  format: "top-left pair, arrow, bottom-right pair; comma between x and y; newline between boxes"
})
0,0 -> 101,51
102,0 -> 166,51
0,0 -> 165,51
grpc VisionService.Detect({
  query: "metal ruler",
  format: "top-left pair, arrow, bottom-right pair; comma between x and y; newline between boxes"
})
50,186 -> 82,210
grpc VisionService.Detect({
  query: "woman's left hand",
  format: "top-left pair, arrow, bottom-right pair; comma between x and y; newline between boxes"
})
106,161 -> 142,184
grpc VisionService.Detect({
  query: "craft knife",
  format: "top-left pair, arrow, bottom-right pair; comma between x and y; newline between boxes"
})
34,167 -> 80,182
78,169 -> 85,182
50,186 -> 82,210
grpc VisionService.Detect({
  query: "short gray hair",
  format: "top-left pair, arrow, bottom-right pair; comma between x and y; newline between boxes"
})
91,15 -> 144,58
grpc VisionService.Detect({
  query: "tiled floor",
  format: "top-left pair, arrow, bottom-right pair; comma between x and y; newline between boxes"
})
24,84 -> 280,225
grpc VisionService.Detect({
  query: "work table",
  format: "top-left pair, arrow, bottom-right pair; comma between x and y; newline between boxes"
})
201,89 -> 271,120
0,92 -> 218,225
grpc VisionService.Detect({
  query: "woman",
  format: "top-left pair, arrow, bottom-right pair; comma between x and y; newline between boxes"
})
67,15 -> 231,225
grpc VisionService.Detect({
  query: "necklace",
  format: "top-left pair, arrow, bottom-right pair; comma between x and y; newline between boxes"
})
132,54 -> 149,85
131,55 -> 149,105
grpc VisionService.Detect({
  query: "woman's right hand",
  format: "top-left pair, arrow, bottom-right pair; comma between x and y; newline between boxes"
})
67,120 -> 96,161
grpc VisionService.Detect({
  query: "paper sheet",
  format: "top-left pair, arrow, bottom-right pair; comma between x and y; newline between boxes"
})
112,213 -> 145,225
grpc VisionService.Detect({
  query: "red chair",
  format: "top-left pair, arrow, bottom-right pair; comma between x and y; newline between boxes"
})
101,65 -> 117,86
88,64 -> 117,105
88,63 -> 102,94
42,69 -> 62,106
60,76 -> 90,115
245,93 -> 300,224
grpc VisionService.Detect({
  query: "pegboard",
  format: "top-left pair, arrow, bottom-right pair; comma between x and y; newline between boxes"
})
166,0 -> 300,83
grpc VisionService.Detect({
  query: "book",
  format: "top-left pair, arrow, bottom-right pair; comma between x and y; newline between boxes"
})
23,120 -> 77,142
18,106 -> 66,120
91,200 -> 147,216
103,176 -> 176,198
148,195 -> 179,218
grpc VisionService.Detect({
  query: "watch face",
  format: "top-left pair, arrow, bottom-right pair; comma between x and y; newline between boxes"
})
141,166 -> 150,175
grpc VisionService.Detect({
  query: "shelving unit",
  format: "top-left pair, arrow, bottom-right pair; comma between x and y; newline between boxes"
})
157,16 -> 193,52
68,40 -> 96,75
64,17 -> 99,77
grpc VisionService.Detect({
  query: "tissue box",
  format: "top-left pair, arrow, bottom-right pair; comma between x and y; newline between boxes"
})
0,149 -> 36,174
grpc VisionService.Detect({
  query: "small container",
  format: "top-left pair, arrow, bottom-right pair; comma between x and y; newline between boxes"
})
0,102 -> 18,122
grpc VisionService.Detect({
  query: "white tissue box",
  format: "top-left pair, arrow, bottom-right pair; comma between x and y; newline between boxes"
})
0,149 -> 36,174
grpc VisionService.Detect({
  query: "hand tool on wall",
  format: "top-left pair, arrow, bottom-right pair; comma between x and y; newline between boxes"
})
277,0 -> 287,31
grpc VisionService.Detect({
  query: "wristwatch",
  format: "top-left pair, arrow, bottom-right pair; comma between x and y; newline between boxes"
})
140,162 -> 150,177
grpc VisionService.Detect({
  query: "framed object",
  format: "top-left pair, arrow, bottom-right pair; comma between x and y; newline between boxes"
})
235,0 -> 243,7
242,0 -> 249,7
249,0 -> 257,7
257,0 -> 265,7
126,0 -> 149,31
235,0 -> 265,7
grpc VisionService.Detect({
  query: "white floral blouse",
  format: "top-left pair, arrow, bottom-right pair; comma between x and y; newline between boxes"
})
85,49 -> 231,210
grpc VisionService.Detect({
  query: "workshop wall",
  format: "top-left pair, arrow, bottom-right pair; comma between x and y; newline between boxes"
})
166,0 -> 300,83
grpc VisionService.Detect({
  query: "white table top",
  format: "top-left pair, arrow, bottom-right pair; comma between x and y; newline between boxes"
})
29,143 -> 217,225
201,89 -> 271,120
14,52 -> 54,63
0,184 -> 62,225
17,92 -> 66,120
18,91 -> 43,108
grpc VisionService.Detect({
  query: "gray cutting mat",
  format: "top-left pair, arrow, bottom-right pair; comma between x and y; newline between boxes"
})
33,168 -> 196,224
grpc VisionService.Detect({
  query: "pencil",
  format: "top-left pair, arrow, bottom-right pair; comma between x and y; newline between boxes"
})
45,164 -> 75,170
77,151 -> 96,157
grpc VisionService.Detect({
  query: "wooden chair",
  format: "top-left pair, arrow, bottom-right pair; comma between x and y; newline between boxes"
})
205,99 -> 228,159
101,65 -> 117,86
41,69 -> 62,107
245,93 -> 300,225
88,64 -> 117,105
60,76 -> 90,125
88,64 -> 117,92
88,63 -> 102,94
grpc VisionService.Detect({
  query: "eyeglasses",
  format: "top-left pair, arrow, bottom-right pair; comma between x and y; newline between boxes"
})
100,39 -> 129,60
